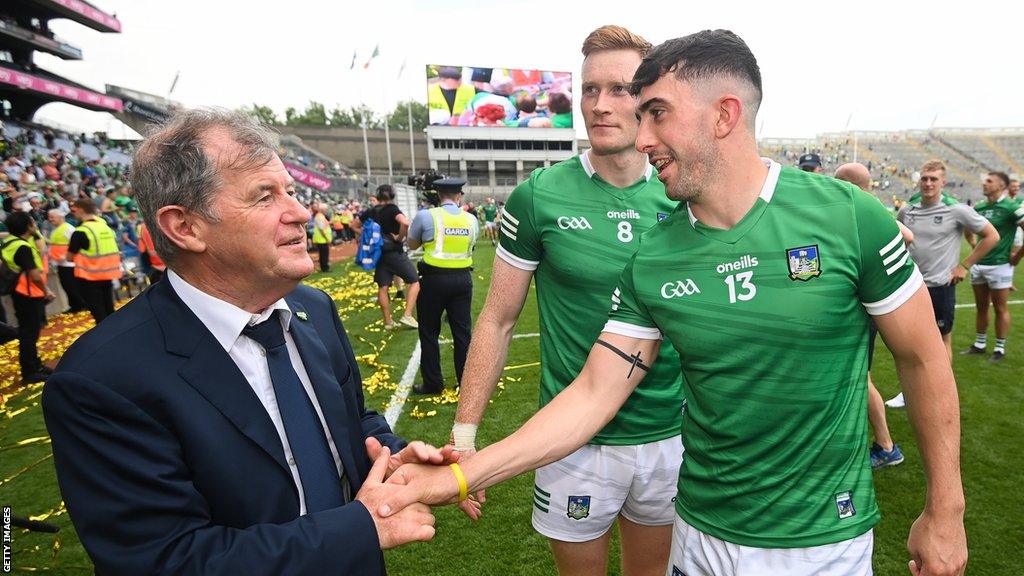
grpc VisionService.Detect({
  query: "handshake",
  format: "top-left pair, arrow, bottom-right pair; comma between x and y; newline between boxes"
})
356,438 -> 485,549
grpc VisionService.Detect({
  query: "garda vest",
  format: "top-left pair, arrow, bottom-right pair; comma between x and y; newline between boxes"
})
312,213 -> 332,244
422,207 -> 475,269
2,236 -> 46,298
330,213 -> 345,231
74,218 -> 122,280
137,223 -> 166,271
48,222 -> 74,263
428,83 -> 475,119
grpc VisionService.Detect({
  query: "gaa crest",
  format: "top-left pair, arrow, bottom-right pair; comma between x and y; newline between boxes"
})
786,245 -> 822,281
567,495 -> 591,520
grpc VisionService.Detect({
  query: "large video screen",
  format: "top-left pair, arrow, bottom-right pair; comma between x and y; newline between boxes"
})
426,65 -> 572,128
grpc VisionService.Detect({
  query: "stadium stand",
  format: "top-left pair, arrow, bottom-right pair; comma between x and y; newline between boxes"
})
759,129 -> 1024,203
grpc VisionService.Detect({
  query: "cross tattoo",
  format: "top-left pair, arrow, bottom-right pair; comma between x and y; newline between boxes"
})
595,339 -> 651,378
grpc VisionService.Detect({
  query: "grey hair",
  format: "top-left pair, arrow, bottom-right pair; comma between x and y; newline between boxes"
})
130,108 -> 280,265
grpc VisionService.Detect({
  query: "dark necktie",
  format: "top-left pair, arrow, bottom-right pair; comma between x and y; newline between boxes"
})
242,310 -> 345,513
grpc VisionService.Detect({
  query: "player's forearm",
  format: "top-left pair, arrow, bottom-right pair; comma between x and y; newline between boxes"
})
454,311 -> 517,427
461,369 -> 624,493
964,230 -> 998,267
894,355 -> 965,515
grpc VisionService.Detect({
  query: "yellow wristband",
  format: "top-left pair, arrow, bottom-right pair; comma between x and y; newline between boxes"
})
449,463 -> 469,502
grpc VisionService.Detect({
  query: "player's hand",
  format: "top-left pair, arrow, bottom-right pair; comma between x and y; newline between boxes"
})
453,448 -> 486,520
948,264 -> 967,285
380,462 -> 463,518
365,437 -> 458,479
355,446 -> 436,549
906,508 -> 967,576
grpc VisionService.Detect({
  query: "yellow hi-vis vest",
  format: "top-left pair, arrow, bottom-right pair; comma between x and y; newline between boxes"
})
48,221 -> 73,262
312,213 -> 332,244
74,218 -> 122,281
422,207 -> 475,269
428,83 -> 475,119
2,236 -> 46,297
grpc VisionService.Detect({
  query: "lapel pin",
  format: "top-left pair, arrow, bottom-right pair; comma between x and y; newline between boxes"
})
296,311 -> 308,321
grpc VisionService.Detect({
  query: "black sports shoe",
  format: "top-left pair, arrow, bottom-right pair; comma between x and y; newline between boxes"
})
959,345 -> 986,355
988,351 -> 1005,363
412,384 -> 443,395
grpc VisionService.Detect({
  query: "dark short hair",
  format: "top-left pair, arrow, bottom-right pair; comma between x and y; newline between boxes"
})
73,198 -> 97,215
629,29 -> 762,111
989,171 -> 1010,188
5,210 -> 33,236
375,184 -> 395,201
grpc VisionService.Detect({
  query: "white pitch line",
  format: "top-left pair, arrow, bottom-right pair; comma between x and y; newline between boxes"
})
386,332 -> 540,430
385,340 -> 421,431
955,299 -> 1024,309
438,332 -> 540,345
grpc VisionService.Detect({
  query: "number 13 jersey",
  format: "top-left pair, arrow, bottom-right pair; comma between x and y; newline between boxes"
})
606,159 -> 922,548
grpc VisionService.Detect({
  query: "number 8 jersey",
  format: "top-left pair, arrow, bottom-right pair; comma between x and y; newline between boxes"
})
606,159 -> 922,547
498,150 -> 684,446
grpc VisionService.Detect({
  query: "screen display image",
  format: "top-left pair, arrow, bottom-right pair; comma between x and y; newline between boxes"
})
426,64 -> 573,128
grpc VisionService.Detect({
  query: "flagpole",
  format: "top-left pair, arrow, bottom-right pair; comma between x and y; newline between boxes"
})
380,60 -> 394,181
408,99 -> 416,173
384,113 -> 393,179
358,44 -> 382,184
361,109 -> 372,181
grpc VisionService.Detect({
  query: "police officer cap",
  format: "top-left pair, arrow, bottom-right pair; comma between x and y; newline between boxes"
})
434,178 -> 467,195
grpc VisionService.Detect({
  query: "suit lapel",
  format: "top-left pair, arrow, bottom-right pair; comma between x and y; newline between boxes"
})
149,280 -> 293,482
286,299 -> 361,494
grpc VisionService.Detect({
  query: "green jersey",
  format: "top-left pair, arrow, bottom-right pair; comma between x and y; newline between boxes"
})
482,203 -> 498,223
499,151 -> 684,445
607,161 -> 922,547
974,195 -> 1024,265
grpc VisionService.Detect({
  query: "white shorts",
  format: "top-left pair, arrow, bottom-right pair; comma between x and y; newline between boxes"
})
970,263 -> 1014,290
532,435 -> 682,542
667,516 -> 873,576
484,221 -> 498,231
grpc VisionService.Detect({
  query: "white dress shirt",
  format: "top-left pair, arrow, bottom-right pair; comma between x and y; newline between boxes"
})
168,270 -> 347,515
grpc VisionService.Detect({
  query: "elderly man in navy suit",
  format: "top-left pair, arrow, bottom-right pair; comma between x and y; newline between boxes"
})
43,109 -> 449,575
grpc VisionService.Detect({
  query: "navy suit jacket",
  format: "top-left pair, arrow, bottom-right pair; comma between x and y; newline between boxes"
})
43,279 -> 406,576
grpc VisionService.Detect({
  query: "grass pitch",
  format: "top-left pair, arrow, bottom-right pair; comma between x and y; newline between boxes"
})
0,242 -> 1020,575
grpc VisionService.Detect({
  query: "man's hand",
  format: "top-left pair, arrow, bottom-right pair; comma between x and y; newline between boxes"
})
948,264 -> 967,285
379,462 -> 463,519
355,446 -> 436,549
367,438 -> 482,521
906,509 -> 967,576
452,448 -> 485,520
365,437 -> 458,479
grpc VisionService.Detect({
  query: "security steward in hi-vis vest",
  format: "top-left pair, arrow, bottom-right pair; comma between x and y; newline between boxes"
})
67,199 -> 122,323
47,210 -> 87,314
407,178 -> 479,394
2,211 -> 56,383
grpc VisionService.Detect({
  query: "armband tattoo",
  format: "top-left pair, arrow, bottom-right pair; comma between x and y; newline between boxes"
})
595,339 -> 650,378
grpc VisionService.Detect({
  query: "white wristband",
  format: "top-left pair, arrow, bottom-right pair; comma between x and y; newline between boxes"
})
452,422 -> 478,452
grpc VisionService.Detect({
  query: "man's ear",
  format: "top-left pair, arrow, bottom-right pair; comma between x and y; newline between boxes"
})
714,94 -> 744,139
156,205 -> 207,254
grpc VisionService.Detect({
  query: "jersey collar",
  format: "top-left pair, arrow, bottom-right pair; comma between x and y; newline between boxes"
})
686,157 -> 781,228
580,149 -> 653,183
